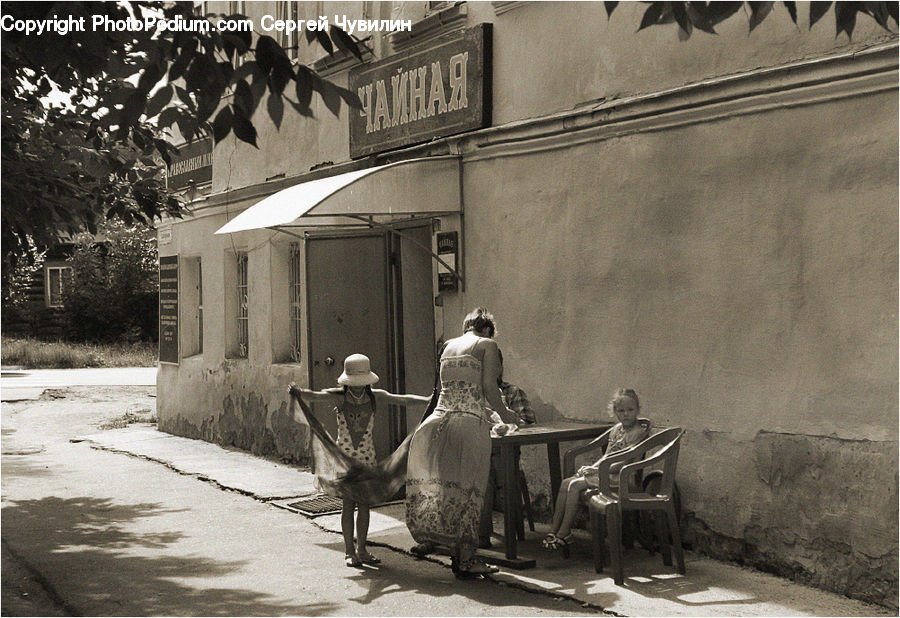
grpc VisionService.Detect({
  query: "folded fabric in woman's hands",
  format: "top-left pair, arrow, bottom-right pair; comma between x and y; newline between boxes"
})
491,423 -> 518,438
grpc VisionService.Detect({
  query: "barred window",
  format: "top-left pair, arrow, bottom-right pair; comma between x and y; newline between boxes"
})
229,1 -> 246,67
276,1 -> 300,60
236,252 -> 248,358
289,243 -> 303,362
197,259 -> 204,355
183,256 -> 203,357
46,266 -> 71,308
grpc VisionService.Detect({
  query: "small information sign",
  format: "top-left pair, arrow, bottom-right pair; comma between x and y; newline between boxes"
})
159,255 -> 179,364
437,231 -> 459,292
165,138 -> 212,191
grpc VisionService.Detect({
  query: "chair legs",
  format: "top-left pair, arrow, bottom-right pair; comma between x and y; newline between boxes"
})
656,512 -> 673,566
666,505 -> 686,574
608,508 -> 624,585
591,505 -> 685,585
589,508 -> 607,573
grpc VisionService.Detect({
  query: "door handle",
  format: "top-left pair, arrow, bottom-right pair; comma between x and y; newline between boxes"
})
324,356 -> 335,367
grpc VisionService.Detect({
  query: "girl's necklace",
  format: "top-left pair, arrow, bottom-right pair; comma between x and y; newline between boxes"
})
346,389 -> 368,404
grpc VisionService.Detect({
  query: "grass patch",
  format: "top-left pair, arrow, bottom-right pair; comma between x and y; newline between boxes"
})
1,338 -> 157,369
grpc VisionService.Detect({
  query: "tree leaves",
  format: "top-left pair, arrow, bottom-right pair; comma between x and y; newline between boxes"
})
269,56 -> 294,96
267,91 -> 284,130
329,26 -> 363,61
629,1 -> 895,39
639,3 -> 670,31
295,65 -> 314,113
212,105 -> 234,143
145,85 -> 174,120
306,27 -> 334,56
255,35 -> 286,75
783,1 -> 798,25
672,2 -> 693,37
233,80 -> 254,117
232,112 -> 258,148
809,1 -> 833,27
749,2 -> 775,32
834,2 -> 857,38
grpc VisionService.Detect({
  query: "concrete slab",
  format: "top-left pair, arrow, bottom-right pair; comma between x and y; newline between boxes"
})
357,505 -> 889,617
76,423 -> 891,617
1,387 -> 47,402
79,426 -> 317,500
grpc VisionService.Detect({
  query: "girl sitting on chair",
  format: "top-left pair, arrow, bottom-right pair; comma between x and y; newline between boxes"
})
542,388 -> 651,553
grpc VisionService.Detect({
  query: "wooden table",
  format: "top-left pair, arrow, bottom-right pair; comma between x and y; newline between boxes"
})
487,420 -> 613,568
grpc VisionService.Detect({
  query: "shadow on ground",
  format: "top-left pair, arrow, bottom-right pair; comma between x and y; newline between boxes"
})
1,496 -> 339,616
312,536 -> 618,613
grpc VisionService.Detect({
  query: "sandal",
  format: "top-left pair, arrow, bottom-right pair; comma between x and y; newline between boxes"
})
453,558 -> 499,579
541,533 -> 561,549
345,553 -> 362,567
357,551 -> 381,565
410,542 -> 436,558
541,533 -> 572,558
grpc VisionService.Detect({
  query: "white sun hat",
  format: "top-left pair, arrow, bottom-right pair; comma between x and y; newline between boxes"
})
337,354 -> 380,386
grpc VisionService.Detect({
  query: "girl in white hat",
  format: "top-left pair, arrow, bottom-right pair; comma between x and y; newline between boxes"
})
292,353 -> 430,567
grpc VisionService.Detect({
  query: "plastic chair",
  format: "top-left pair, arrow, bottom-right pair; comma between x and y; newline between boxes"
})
561,418 -> 652,479
558,419 -> 650,555
588,427 -> 686,584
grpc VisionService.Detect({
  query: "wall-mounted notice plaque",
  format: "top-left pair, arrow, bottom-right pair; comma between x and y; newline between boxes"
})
159,255 -> 179,364
436,231 -> 459,292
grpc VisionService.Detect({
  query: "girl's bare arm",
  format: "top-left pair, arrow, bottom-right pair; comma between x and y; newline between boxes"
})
372,389 -> 431,408
289,384 -> 342,404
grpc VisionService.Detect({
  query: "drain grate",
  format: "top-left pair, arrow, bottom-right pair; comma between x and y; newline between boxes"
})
284,494 -> 405,518
287,494 -> 344,516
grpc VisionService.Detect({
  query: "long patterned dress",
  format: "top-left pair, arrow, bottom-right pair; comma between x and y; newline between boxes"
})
405,346 -> 493,564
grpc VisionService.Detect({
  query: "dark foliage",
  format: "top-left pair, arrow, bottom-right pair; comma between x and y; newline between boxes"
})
2,1 -> 364,268
62,221 -> 159,342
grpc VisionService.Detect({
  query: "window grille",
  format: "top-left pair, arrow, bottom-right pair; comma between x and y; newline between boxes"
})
197,258 -> 203,355
426,1 -> 453,13
277,1 -> 300,60
289,243 -> 303,362
236,252 -> 248,357
229,1 -> 246,67
46,266 -> 71,308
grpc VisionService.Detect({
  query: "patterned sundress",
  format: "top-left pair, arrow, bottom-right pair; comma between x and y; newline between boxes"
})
334,395 -> 377,466
290,386 -> 421,505
405,343 -> 493,564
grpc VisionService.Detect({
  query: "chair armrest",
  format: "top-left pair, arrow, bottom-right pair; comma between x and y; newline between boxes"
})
618,430 -> 684,500
562,427 -> 613,477
595,442 -> 647,493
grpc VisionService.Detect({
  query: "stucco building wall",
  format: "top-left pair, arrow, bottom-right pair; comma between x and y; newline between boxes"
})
158,1 -> 898,607
442,83 -> 898,604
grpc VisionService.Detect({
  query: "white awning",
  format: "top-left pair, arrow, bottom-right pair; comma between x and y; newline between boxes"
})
215,156 -> 461,234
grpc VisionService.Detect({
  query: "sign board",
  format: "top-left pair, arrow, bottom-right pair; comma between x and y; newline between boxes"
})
436,231 -> 459,292
348,24 -> 491,158
159,255 -> 179,364
165,137 -> 212,191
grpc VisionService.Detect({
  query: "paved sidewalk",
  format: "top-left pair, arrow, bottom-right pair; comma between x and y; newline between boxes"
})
80,425 -> 892,617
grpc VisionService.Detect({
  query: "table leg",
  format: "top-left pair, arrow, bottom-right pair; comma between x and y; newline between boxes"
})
547,441 -> 562,504
501,443 -> 518,560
